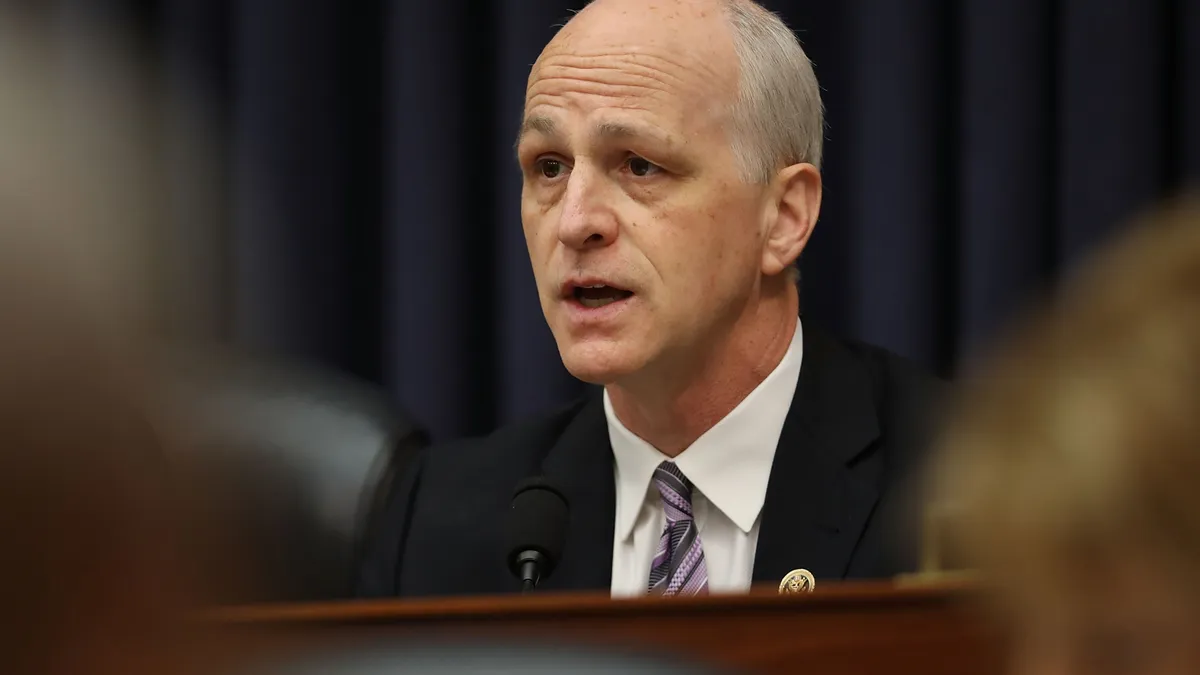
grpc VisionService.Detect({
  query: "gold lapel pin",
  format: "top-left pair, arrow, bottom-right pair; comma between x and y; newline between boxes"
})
778,568 -> 816,594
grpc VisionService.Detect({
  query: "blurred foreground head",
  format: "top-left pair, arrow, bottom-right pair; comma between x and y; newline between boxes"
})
931,197 -> 1200,674
0,9 -> 231,675
0,236 -> 208,675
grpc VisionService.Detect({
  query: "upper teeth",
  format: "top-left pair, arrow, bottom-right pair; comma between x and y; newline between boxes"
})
583,284 -> 605,288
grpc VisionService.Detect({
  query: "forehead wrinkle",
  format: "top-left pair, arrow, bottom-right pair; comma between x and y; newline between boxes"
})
521,90 -> 713,155
530,49 -> 731,106
592,119 -> 682,150
526,76 -> 673,109
523,63 -> 732,148
515,112 -> 685,155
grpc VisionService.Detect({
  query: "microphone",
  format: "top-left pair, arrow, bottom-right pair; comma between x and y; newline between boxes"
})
504,476 -> 569,593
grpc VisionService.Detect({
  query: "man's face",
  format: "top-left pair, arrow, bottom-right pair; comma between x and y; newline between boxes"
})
516,2 -> 771,384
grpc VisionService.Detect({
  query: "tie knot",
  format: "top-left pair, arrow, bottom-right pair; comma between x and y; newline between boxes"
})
652,461 -> 695,518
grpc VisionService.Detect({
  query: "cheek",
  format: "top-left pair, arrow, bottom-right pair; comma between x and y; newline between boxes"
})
628,186 -> 760,295
695,199 -> 761,271
650,212 -> 737,298
520,207 -> 558,298
519,196 -> 539,239
521,203 -> 554,255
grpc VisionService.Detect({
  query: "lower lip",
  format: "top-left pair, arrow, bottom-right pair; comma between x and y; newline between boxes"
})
563,294 -> 635,326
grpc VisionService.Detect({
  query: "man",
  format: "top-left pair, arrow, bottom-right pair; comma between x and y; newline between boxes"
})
357,0 -> 940,598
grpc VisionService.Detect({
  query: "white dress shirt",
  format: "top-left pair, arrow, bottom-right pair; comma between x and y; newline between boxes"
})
607,320 -> 804,597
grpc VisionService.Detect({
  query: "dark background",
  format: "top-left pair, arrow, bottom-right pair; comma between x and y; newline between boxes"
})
50,0 -> 1200,441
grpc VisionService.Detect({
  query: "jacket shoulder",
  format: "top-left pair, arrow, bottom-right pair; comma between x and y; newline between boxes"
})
355,393 -> 596,598
839,338 -> 945,396
827,335 -> 948,471
420,394 -> 592,478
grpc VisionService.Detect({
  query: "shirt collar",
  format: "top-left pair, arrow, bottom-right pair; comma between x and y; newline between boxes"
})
608,319 -> 805,542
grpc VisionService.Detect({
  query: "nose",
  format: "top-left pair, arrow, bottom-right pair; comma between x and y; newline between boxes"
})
556,164 -> 618,251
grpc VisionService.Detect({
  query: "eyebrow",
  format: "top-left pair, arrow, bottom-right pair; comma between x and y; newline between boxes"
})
515,114 -> 558,152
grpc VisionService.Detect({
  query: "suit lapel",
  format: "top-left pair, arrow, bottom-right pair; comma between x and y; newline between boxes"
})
536,390 -> 615,592
526,327 -> 881,592
752,326 -> 882,586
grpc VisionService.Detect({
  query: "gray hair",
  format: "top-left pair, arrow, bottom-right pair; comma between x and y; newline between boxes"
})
723,1 -> 825,184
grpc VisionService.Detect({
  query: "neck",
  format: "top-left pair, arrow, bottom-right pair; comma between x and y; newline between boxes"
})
606,278 -> 799,457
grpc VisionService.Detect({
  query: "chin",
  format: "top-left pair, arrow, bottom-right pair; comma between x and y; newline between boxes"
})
557,340 -> 646,385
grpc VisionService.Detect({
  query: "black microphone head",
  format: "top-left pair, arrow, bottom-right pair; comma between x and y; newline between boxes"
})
504,476 -> 570,580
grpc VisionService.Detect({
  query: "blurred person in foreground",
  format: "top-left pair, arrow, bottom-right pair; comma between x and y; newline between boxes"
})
0,230 -> 218,675
929,197 -> 1200,675
358,0 -> 941,599
0,10 -> 240,674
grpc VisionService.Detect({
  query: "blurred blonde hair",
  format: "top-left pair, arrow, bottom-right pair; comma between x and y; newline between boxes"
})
0,11 -> 158,330
928,195 -> 1200,592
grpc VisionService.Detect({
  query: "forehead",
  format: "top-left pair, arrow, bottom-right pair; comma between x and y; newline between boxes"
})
521,0 -> 738,143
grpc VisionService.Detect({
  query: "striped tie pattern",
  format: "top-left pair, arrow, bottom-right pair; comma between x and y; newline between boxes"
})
647,461 -> 709,596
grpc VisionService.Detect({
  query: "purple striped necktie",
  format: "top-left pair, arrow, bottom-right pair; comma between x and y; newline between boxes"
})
647,461 -> 709,596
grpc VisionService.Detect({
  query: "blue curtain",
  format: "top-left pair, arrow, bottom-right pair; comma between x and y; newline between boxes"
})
61,0 -> 1200,441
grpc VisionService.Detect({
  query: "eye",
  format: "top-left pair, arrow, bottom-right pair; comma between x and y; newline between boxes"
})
625,156 -> 662,177
535,157 -> 568,179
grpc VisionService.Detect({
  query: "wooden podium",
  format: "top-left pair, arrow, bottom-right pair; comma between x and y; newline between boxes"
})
210,580 -> 999,674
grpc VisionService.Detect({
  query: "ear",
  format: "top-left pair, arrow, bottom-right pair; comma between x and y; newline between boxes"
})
761,163 -> 822,276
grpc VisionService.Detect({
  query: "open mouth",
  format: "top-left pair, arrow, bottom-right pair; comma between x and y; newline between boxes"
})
572,284 -> 634,309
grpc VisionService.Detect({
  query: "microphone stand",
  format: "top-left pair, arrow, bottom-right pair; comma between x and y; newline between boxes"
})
517,551 -> 546,593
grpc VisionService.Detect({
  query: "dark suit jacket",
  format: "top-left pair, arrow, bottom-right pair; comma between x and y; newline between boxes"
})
356,326 -> 943,598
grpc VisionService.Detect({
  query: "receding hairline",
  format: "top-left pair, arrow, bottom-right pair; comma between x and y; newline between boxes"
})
516,0 -> 747,136
517,0 -> 823,183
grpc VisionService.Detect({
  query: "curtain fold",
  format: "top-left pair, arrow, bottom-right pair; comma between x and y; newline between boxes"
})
958,0 -> 1055,350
